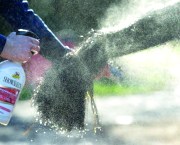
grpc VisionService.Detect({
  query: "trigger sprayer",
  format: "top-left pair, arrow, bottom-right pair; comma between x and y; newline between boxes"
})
0,29 -> 39,126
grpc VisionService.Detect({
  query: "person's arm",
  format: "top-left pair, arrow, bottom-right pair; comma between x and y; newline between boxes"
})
0,34 -> 6,54
0,0 -> 69,60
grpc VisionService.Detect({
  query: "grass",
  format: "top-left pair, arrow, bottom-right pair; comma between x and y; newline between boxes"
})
19,86 -> 33,100
93,77 -> 165,97
94,82 -> 144,96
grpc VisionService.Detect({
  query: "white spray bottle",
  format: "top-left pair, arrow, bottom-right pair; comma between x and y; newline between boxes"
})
0,29 -> 39,125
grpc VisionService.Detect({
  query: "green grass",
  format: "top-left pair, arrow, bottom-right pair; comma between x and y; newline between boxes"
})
19,87 -> 33,100
94,83 -> 141,96
93,77 -> 165,97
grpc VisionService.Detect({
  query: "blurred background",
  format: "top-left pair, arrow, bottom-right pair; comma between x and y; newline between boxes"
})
0,0 -> 180,145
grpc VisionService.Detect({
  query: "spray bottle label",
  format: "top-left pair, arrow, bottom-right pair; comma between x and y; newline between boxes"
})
0,87 -> 20,123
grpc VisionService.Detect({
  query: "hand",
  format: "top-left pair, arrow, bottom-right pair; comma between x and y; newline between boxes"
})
1,32 -> 40,63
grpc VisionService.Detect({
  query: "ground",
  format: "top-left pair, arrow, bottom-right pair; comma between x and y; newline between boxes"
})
0,89 -> 180,145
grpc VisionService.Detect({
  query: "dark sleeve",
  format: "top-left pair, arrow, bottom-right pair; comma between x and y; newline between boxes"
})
0,34 -> 6,54
0,0 -> 69,60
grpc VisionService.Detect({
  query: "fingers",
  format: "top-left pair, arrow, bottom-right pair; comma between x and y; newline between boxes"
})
18,41 -> 40,63
13,37 -> 40,62
10,52 -> 31,63
29,37 -> 40,55
15,35 -> 40,54
29,37 -> 40,45
30,44 -> 40,55
28,36 -> 40,51
19,49 -> 33,63
20,37 -> 40,63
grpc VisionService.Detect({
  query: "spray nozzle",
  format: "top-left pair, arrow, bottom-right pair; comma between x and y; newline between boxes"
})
16,29 -> 39,39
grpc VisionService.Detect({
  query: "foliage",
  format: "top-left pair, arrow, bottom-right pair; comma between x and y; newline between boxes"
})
0,16 -> 13,35
28,0 -> 120,35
